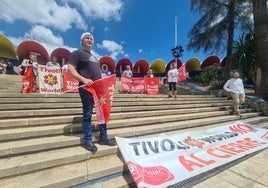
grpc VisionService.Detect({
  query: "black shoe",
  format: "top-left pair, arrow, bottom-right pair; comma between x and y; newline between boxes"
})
99,139 -> 116,146
84,142 -> 98,152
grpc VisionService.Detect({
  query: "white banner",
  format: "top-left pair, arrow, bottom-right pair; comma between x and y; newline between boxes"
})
38,65 -> 62,94
116,121 -> 268,188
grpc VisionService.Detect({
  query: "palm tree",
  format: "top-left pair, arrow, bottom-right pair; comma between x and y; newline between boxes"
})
233,24 -> 256,84
188,0 -> 252,81
253,0 -> 268,100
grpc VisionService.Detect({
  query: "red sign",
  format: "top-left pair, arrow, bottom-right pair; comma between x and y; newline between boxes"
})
121,75 -> 144,93
63,70 -> 79,93
144,77 -> 159,95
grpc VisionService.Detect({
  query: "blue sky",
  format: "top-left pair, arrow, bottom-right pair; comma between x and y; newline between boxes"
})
0,0 -> 217,64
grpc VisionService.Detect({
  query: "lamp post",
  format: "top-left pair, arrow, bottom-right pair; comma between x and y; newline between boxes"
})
171,16 -> 184,66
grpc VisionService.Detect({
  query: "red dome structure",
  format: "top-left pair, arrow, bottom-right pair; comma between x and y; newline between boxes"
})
116,58 -> 132,74
50,48 -> 71,66
99,56 -> 115,74
165,58 -> 183,74
201,55 -> 220,69
133,59 -> 149,74
17,40 -> 49,65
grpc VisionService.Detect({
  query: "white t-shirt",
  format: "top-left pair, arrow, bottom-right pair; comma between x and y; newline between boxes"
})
223,78 -> 244,94
167,68 -> 178,83
123,70 -> 133,77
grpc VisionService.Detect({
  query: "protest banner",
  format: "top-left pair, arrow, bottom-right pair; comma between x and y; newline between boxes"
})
144,77 -> 159,95
116,121 -> 268,188
62,70 -> 79,93
121,75 -> 146,93
83,74 -> 116,124
38,65 -> 62,94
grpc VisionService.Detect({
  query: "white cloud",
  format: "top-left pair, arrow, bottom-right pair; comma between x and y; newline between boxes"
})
65,0 -> 123,21
8,25 -> 77,56
97,40 -> 124,60
138,49 -> 143,53
0,0 -> 86,31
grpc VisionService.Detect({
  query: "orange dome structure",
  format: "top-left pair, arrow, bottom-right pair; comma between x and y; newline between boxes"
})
99,56 -> 115,74
133,59 -> 149,74
0,33 -> 17,59
201,55 -> 220,69
50,48 -> 71,66
116,58 -> 132,74
17,40 -> 49,65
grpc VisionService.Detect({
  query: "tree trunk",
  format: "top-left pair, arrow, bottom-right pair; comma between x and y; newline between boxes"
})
224,0 -> 235,81
253,0 -> 268,100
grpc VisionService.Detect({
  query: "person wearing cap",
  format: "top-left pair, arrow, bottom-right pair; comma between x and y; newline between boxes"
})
67,32 -> 116,152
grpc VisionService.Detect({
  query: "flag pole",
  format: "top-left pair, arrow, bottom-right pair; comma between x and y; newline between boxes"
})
175,16 -> 178,66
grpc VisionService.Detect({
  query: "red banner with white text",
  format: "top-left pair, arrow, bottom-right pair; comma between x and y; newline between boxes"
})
63,70 -> 79,93
83,74 -> 116,124
121,75 -> 145,93
116,121 -> 268,188
144,77 -> 159,95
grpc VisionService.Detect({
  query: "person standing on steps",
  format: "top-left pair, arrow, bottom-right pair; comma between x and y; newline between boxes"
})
68,32 -> 116,152
223,71 -> 245,116
167,63 -> 178,99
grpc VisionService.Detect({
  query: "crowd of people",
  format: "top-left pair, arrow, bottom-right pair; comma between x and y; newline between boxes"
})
0,58 -> 14,74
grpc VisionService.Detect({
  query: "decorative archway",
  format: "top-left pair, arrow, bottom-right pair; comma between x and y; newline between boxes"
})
50,48 -> 71,66
17,40 -> 49,65
99,56 -> 115,74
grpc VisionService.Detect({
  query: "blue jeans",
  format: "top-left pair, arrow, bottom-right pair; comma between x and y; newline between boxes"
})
78,87 -> 108,145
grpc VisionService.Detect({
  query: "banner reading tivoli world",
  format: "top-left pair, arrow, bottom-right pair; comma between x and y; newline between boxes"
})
83,74 -> 116,124
116,121 -> 268,188
38,65 -> 62,94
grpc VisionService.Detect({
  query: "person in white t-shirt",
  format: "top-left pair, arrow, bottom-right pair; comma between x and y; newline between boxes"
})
167,63 -> 178,99
223,71 -> 245,116
123,65 -> 133,78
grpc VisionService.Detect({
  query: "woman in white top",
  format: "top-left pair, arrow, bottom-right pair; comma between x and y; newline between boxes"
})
167,63 -> 178,99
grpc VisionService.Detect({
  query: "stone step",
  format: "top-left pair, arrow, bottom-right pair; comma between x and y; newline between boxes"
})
0,112 -> 264,158
0,99 -> 232,111
0,108 -> 250,141
0,95 -> 228,103
0,105 -> 233,128
0,116 -> 267,188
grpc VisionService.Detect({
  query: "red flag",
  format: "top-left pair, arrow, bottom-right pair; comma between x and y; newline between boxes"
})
178,64 -> 187,83
83,74 -> 116,124
22,66 -> 34,93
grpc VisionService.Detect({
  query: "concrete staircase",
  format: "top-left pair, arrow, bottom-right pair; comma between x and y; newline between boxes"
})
0,74 -> 267,188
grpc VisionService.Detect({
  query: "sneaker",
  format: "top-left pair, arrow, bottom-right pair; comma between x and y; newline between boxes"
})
99,139 -> 116,146
84,142 -> 98,152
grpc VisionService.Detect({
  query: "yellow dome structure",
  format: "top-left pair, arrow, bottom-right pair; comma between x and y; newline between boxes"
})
185,57 -> 201,72
150,59 -> 166,73
0,33 -> 17,59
